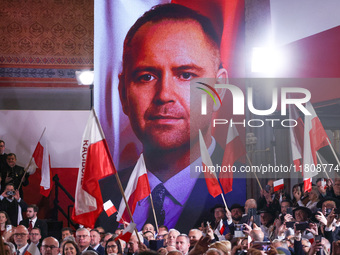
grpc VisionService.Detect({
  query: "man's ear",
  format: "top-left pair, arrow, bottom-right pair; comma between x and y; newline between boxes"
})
213,68 -> 228,111
118,73 -> 129,116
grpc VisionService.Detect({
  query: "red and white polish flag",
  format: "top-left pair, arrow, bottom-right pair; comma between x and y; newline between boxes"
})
104,200 -> 117,217
303,102 -> 329,192
24,243 -> 41,255
72,109 -> 117,228
117,154 -> 151,223
115,222 -> 137,243
289,104 -> 304,172
273,179 -> 284,192
27,130 -> 52,197
220,121 -> 246,194
199,129 -> 223,198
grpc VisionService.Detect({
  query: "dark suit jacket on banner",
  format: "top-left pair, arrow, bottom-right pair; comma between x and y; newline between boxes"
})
98,144 -> 246,233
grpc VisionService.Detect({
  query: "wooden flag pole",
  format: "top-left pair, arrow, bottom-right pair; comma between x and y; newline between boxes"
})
246,154 -> 263,190
18,127 -> 47,191
149,193 -> 159,233
326,138 -> 340,166
114,171 -> 141,243
92,109 -> 141,243
316,152 -> 331,180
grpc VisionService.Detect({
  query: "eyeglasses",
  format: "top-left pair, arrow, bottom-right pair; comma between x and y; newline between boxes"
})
107,245 -> 117,249
14,233 -> 27,237
41,245 -> 58,249
30,233 -> 40,236
76,235 -> 89,239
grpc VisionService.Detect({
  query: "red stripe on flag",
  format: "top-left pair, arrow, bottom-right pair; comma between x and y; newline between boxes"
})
32,142 -> 43,168
203,163 -> 222,198
120,173 -> 150,223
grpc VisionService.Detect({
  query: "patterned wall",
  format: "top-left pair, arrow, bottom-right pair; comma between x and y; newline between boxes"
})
0,0 -> 94,85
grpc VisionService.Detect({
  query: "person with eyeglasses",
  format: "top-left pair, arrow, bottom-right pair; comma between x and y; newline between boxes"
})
104,237 -> 122,255
76,228 -> 99,254
29,227 -> 42,249
40,236 -> 60,255
13,225 -> 29,255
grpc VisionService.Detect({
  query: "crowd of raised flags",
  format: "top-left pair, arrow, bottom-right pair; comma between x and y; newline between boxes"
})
70,101 -> 338,233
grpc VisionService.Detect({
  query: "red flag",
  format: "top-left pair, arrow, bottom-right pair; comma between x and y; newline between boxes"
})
220,122 -> 246,194
115,222 -> 136,243
72,109 -> 117,228
104,200 -> 117,217
199,129 -> 223,198
273,179 -> 284,192
289,104 -> 304,172
24,243 -> 41,255
303,102 -> 329,192
27,131 -> 52,197
117,154 -> 151,223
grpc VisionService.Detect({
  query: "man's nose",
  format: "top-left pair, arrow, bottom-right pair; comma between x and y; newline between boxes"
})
154,73 -> 176,104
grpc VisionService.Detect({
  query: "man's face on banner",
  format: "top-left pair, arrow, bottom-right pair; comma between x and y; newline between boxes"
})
119,19 -> 224,151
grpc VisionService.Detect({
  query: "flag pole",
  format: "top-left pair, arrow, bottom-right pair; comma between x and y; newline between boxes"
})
18,127 -> 47,190
246,154 -> 263,190
149,193 -> 159,233
326,138 -> 340,166
316,152 -> 331,180
91,108 -> 142,243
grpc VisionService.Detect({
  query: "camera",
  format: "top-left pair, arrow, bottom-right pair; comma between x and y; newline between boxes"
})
6,191 -> 15,196
265,185 -> 271,193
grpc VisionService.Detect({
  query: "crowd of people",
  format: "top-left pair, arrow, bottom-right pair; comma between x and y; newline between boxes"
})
1,174 -> 340,254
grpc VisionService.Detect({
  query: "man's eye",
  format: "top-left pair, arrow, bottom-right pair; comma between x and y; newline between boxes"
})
138,74 -> 155,82
179,72 -> 196,80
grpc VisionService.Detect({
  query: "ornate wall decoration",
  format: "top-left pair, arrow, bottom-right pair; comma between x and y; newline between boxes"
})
0,0 -> 94,84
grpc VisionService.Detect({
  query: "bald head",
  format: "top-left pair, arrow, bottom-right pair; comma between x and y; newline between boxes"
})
41,237 -> 60,255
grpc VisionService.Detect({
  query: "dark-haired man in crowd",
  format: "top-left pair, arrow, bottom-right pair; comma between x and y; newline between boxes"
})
29,227 -> 42,249
20,204 -> 48,239
1,153 -> 29,198
90,229 -> 105,255
0,140 -> 7,173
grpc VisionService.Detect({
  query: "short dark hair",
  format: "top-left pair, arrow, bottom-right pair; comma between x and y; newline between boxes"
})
122,3 -> 220,75
0,140 -> 5,145
61,227 -> 73,234
7,153 -> 16,159
28,204 -> 39,213
31,227 -> 41,234
158,225 -> 169,231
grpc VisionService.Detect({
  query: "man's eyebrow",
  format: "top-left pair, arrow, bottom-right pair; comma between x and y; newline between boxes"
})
173,65 -> 204,72
131,66 -> 159,77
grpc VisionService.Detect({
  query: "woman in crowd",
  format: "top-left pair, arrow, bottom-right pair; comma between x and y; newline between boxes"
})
105,237 -> 123,255
63,240 -> 81,255
0,211 -> 11,236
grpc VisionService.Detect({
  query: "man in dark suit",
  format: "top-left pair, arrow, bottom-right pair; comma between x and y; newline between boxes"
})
0,140 -> 7,175
1,153 -> 29,198
90,229 -> 105,255
98,3 -> 246,234
76,228 -> 99,254
0,183 -> 27,226
20,204 -> 48,239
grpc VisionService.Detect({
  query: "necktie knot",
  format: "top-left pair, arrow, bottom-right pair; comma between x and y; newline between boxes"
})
152,183 -> 166,225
